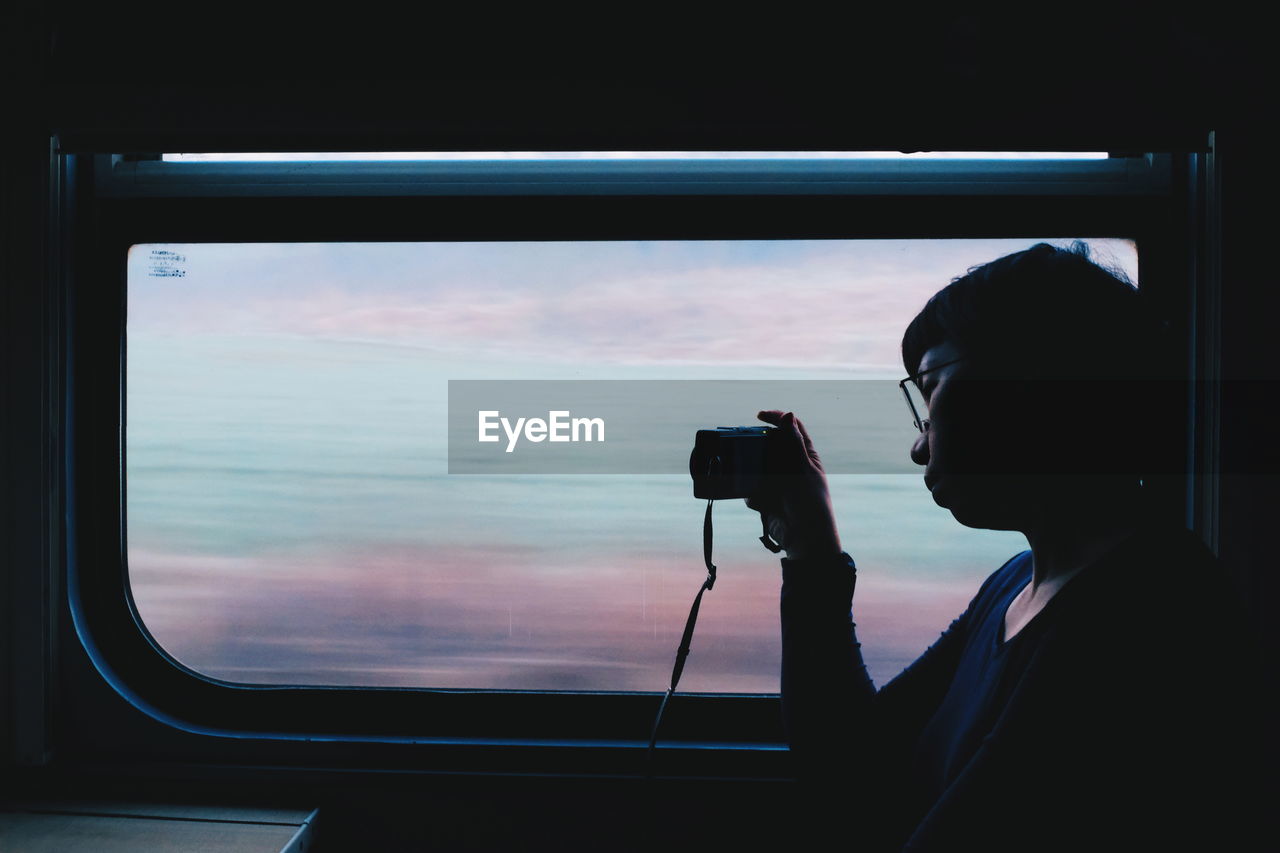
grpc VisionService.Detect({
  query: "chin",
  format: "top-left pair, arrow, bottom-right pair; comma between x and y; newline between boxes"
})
930,476 -> 1029,532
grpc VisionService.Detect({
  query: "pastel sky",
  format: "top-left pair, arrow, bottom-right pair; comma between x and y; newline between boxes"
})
129,238 -> 1138,372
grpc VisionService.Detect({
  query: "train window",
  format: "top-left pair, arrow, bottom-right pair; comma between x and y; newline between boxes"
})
68,150 -> 1185,764
125,237 -> 1135,692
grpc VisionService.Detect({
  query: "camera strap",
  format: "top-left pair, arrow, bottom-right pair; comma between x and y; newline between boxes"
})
645,454 -> 783,772
759,516 -> 783,553
646,497 -> 719,769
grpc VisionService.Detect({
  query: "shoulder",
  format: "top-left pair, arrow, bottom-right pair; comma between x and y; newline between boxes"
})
938,549 -> 1032,630
1079,520 -> 1229,620
1037,521 -> 1251,681
1129,520 -> 1218,576
973,549 -> 1033,605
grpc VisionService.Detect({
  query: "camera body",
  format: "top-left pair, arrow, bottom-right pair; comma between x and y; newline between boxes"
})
689,426 -> 776,499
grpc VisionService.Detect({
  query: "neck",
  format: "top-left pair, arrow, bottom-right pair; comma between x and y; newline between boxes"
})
1020,496 -> 1144,592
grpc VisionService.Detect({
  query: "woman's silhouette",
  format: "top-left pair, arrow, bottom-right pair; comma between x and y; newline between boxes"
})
750,243 -> 1263,852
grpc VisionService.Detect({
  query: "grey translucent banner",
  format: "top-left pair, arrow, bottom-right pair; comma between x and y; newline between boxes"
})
448,380 -> 917,474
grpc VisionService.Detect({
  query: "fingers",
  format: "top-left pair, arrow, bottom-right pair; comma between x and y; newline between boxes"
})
757,409 -> 804,443
759,410 -> 814,469
791,415 -> 819,462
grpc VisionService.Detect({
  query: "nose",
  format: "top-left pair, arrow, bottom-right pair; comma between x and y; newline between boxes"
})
910,424 -> 930,466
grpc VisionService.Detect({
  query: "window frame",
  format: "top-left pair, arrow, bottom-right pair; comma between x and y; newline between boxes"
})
97,153 -> 1169,198
60,150 -> 1204,778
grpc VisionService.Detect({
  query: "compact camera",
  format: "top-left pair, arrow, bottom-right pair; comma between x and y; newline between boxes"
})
689,426 -> 777,500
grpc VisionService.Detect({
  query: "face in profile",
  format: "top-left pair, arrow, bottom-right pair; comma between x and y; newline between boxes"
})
910,340 -> 1139,532
909,341 -> 1049,532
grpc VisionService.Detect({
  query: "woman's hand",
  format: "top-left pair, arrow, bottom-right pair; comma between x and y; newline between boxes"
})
745,410 -> 842,561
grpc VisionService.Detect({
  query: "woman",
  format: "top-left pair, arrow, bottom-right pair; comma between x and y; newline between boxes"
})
751,244 -> 1262,852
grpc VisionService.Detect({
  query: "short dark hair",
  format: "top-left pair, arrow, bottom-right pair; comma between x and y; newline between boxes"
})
901,242 -> 1167,380
901,241 -> 1180,480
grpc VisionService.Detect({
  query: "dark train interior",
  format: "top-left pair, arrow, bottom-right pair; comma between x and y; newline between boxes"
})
2,9 -> 1274,852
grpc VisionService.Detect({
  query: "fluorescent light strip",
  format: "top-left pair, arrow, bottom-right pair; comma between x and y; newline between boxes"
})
162,151 -> 1111,163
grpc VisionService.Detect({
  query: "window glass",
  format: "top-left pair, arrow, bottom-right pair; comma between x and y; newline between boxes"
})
126,238 -> 1137,692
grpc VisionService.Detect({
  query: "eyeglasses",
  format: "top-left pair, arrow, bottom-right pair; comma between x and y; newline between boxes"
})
899,356 -> 966,433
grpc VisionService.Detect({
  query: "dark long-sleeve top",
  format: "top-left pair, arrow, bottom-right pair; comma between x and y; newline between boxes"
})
779,520 -> 1267,852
